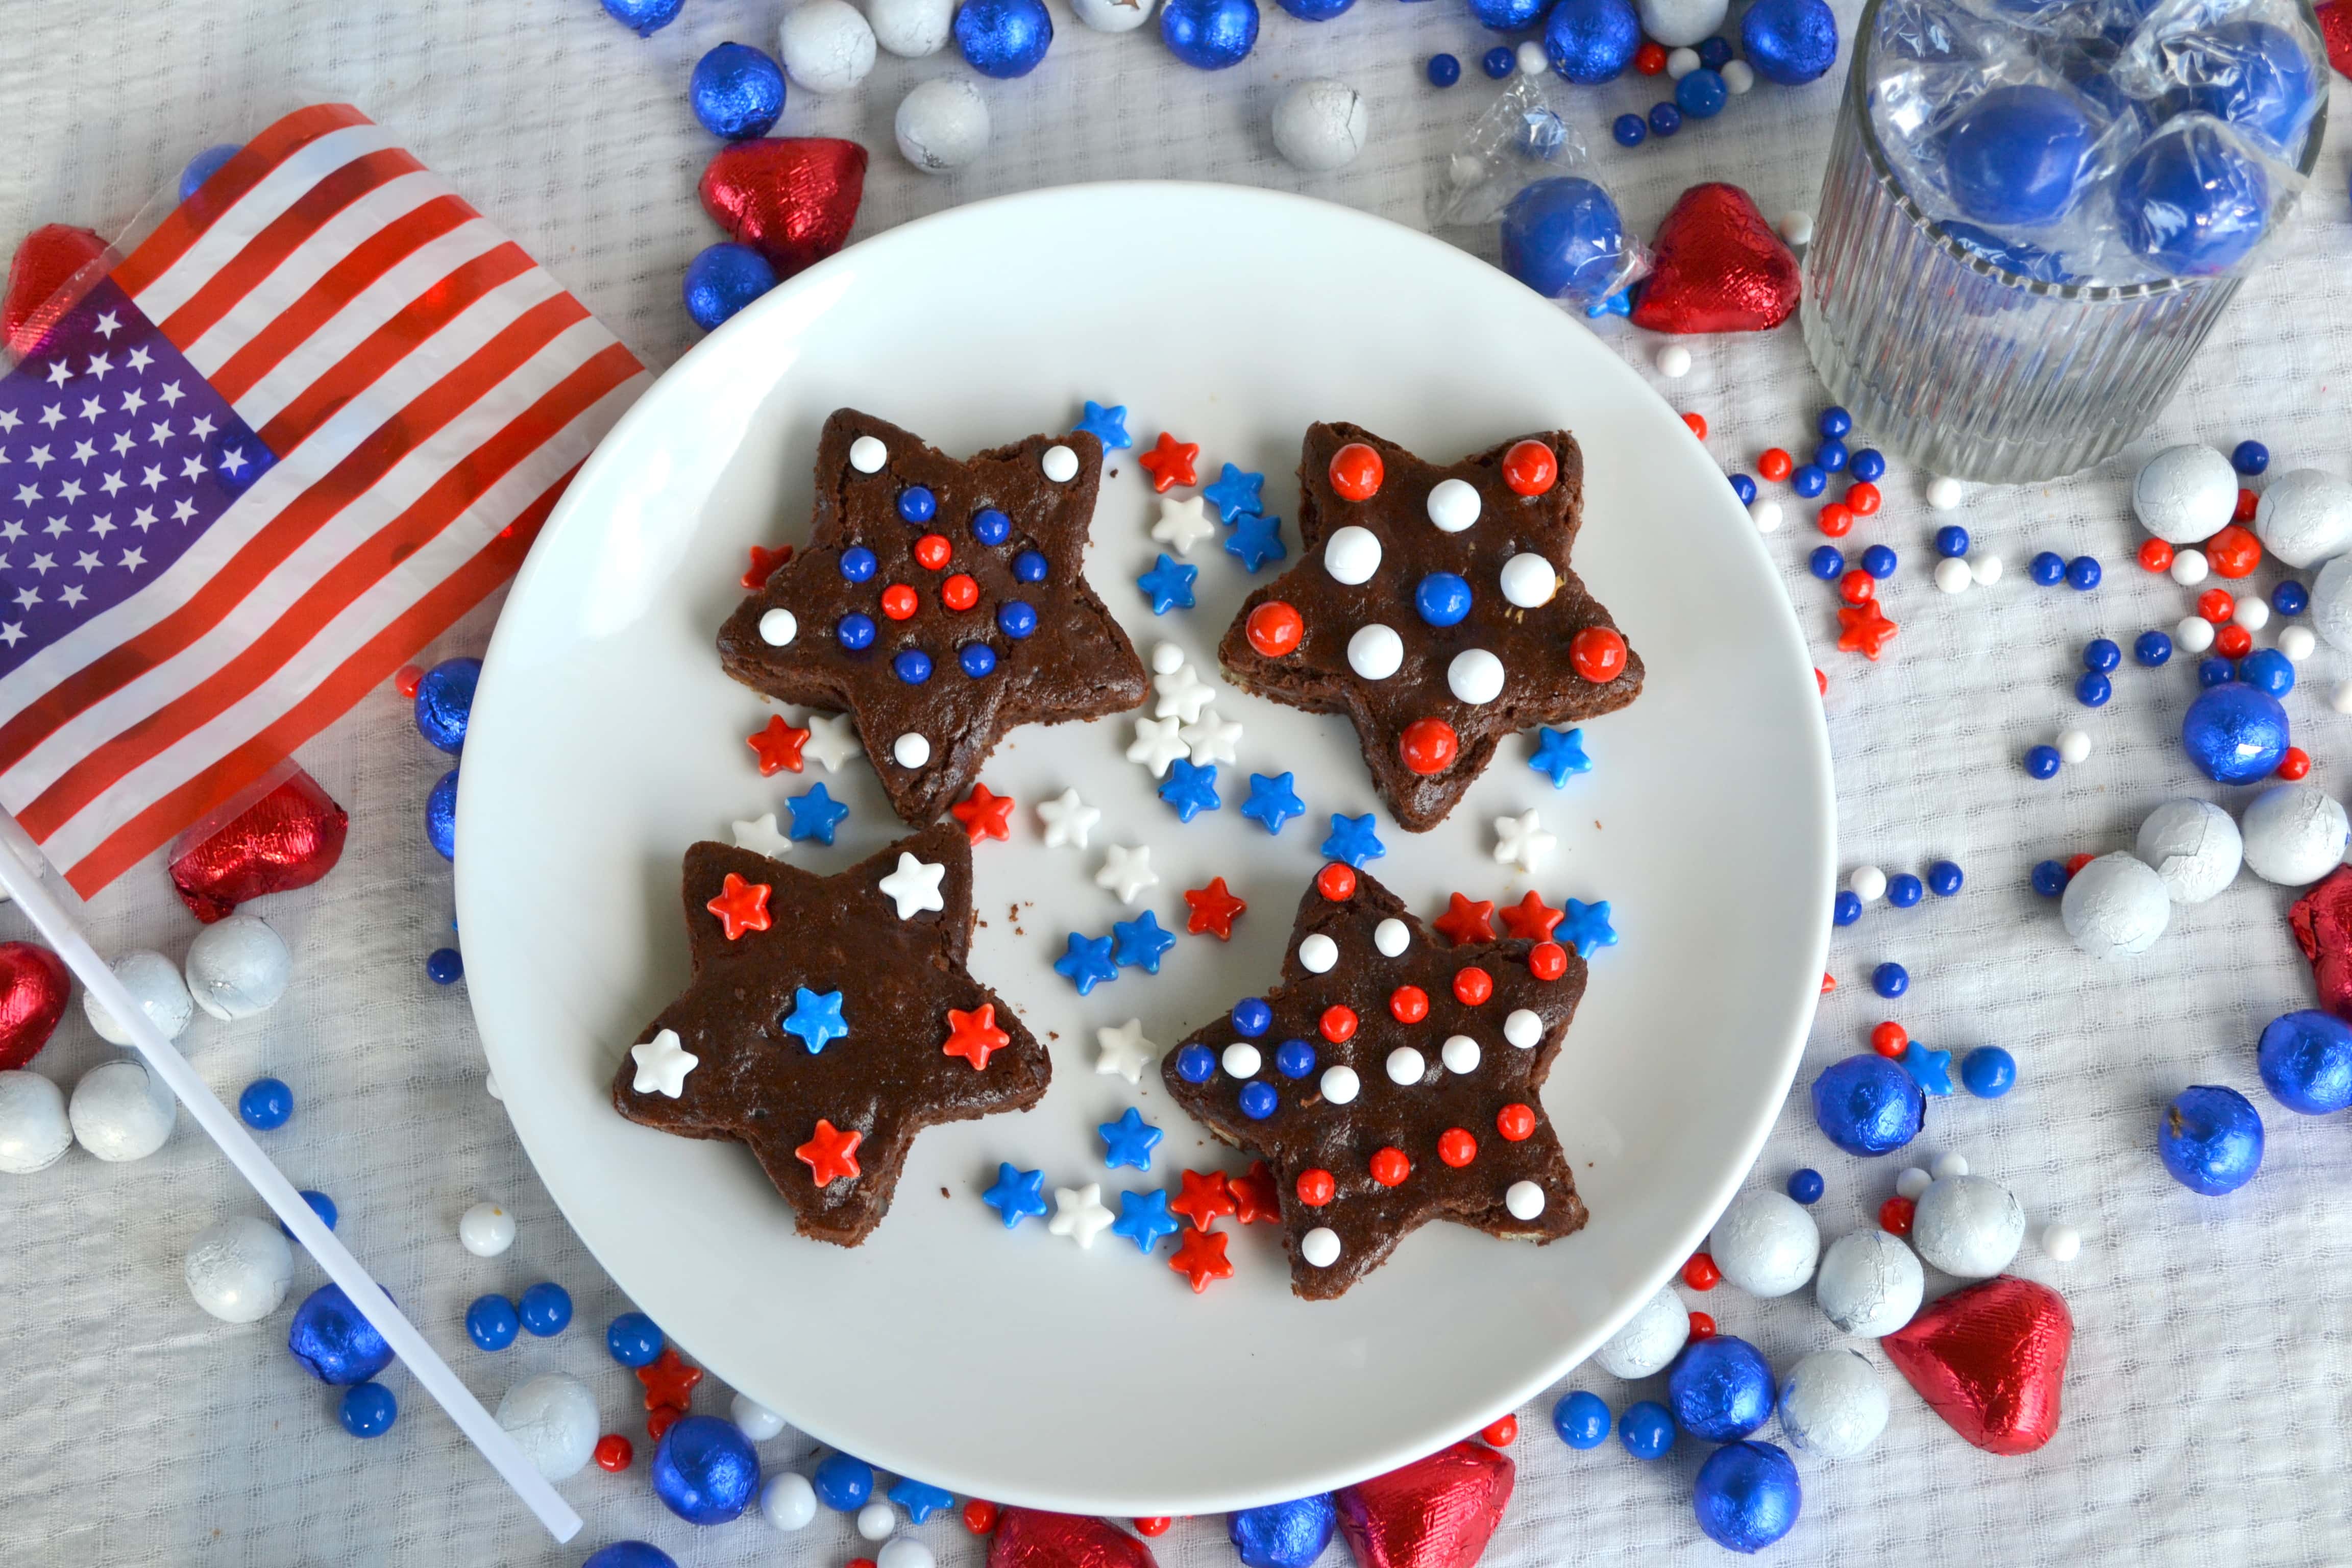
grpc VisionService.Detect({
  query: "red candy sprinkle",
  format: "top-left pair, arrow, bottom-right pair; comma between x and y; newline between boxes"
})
1879,1195 -> 1916,1235
1135,1518 -> 1173,1538
2065,852 -> 2093,876
951,782 -> 1017,843
1480,1415 -> 1518,1447
1171,1168 -> 1238,1230
1315,862 -> 1357,901
1183,876 -> 1247,940
795,1118 -> 863,1185
394,664 -> 424,698
913,533 -> 952,571
1528,941 -> 1567,981
594,1434 -> 633,1472
2139,537 -> 2175,573
880,583 -> 920,620
850,1560 -> 878,1568
647,1405 -> 681,1440
1296,1167 -> 1337,1207
2208,524 -> 2262,578
2216,624 -> 2254,658
1682,1252 -> 1722,1291
2280,746 -> 2312,781
965,1501 -> 1000,1534
1688,1312 -> 1717,1341
2234,486 -> 2259,523
1320,1004 -> 1359,1042
1818,502 -> 1855,538
1399,716 -> 1460,774
1369,1146 -> 1411,1187
1837,600 -> 1899,659
1329,440 -> 1384,500
2196,587 -> 2235,623
1570,626 -> 1628,683
1502,439 -> 1558,497
1496,1103 -> 1536,1141
1634,39 -> 1668,72
1816,667 -> 1827,696
1845,481 -> 1881,516
1682,412 -> 1708,440
1433,891 -> 1497,946
941,1003 -> 1011,1070
1438,1128 -> 1478,1167
1389,984 -> 1430,1023
742,542 -> 793,590
1139,431 -> 1200,493
705,872 -> 773,940
1169,1227 -> 1234,1292
1757,447 -> 1793,481
941,573 -> 979,611
1232,1160 -> 1281,1224
1871,1020 -> 1908,1057
1453,966 -> 1493,1006
1246,599 -> 1304,657
1822,972 -> 1836,993
1499,890 -> 1563,941
747,713 -> 811,775
635,1346 -> 703,1410
1840,568 -> 1875,605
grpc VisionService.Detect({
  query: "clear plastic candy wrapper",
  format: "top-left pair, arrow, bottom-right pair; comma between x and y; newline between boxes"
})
1429,75 -> 1651,314
1867,0 -> 2323,285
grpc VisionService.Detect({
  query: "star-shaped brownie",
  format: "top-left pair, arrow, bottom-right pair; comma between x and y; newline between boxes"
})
1159,860 -> 1588,1299
1217,423 -> 1643,831
719,409 -> 1149,825
612,822 -> 1051,1245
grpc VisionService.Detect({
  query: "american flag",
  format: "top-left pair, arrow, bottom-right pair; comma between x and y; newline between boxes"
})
0,103 -> 647,896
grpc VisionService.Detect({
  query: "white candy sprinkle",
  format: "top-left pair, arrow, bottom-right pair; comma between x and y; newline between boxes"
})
1151,641 -> 1185,675
764,1471 -> 818,1531
1386,1046 -> 1426,1085
1348,623 -> 1404,680
1324,524 -> 1383,584
733,1393 -> 788,1442
1505,1181 -> 1546,1220
1448,648 -> 1506,705
1222,1043 -> 1262,1080
2175,615 -> 2217,654
1774,206 -> 1811,242
1499,552 -> 1557,606
1724,59 -> 1756,93
1301,1227 -> 1342,1267
1427,478 -> 1482,533
2057,728 -> 2092,764
2170,547 -> 2211,586
2235,596 -> 2271,630
1750,499 -> 1784,532
1040,444 -> 1079,482
1895,1166 -> 1932,1199
877,1540 -> 935,1568
848,435 -> 888,473
1503,1008 -> 1542,1048
1374,918 -> 1410,957
758,608 -> 798,646
1926,475 -> 1964,510
1516,38 -> 1547,75
2281,624 -> 2317,661
2335,679 -> 2352,715
1320,1065 -> 1360,1105
2042,1222 -> 2081,1262
1665,45 -> 1700,77
1848,865 -> 1886,902
858,1501 -> 897,1541
1441,1034 -> 1481,1074
1931,1152 -> 1970,1180
459,1202 -> 516,1257
1971,553 -> 2002,585
891,731 -> 930,768
1656,344 -> 1693,379
1934,557 -> 1973,594
1298,933 -> 1338,973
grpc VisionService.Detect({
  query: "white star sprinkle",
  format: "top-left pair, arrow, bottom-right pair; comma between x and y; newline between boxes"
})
1094,1019 -> 1157,1084
1180,707 -> 1242,766
629,1027 -> 699,1098
1126,715 -> 1189,776
1152,662 -> 1215,722
1149,494 -> 1216,555
800,711 -> 860,771
1095,843 -> 1160,905
1047,1183 -> 1115,1248
1493,808 -> 1556,873
877,851 -> 947,920
729,812 -> 792,857
1036,787 -> 1100,850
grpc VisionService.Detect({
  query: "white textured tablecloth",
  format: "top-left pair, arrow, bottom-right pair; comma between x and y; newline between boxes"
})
4,1 -> 2349,1563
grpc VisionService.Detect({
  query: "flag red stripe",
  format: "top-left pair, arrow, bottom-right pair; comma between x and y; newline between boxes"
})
0,291 -> 591,774
20,345 -> 641,838
207,192 -> 478,404
112,105 -> 373,297
156,148 -> 428,352
59,466 -> 578,897
256,242 -> 534,455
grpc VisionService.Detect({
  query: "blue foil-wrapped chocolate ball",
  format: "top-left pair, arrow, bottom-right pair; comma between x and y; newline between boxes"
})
1665,1335 -> 1775,1441
427,768 -> 459,860
1693,1440 -> 1802,1554
2181,680 -> 2289,783
1228,1492 -> 1337,1568
1544,0 -> 1640,84
1942,85 -> 2097,227
652,1414 -> 761,1525
1811,1052 -> 1924,1156
602,0 -> 684,35
412,656 -> 480,752
958,0 -> 1056,77
690,43 -> 787,140
2117,123 -> 2270,277
2257,1010 -> 2352,1114
288,1283 -> 395,1385
1281,0 -> 1357,16
1160,0 -> 1259,69
1468,0 -> 1546,29
179,144 -> 241,203
1500,177 -> 1627,306
2160,1084 -> 2264,1194
1739,0 -> 1839,85
583,1547 -> 678,1568
683,242 -> 778,331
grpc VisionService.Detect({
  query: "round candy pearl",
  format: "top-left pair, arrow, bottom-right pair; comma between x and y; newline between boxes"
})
1499,177 -> 1626,305
1810,1054 -> 1923,1156
84,949 -> 194,1045
1324,525 -> 1382,583
1298,934 -> 1340,974
763,1471 -> 819,1531
2159,1085 -> 2263,1195
468,1294 -> 519,1350
1812,1227 -> 1921,1337
1777,1348 -> 1889,1459
730,1391 -> 788,1442
2043,1222 -> 2081,1261
1301,1226 -> 1342,1266
877,1542 -> 936,1568
1910,1173 -> 2024,1278
184,915 -> 292,1022
1619,1401 -> 1674,1459
1934,557 -> 1972,593
1319,1065 -> 1360,1105
2060,852 -> 2170,960
683,243 -> 776,331
2281,624 -> 2317,660
459,1200 -> 517,1257
1894,1166 -> 1931,1200
2240,782 -> 2349,886
1636,0 -> 1726,46
1160,0 -> 1258,69
1073,0 -> 1157,28
2174,614 -> 2217,654
1656,344 -> 1693,378
2117,125 -> 2269,277
2253,469 -> 2352,569
0,1070 -> 72,1174
1384,1046 -> 1424,1085
1786,1167 -> 1824,1203
869,0 -> 957,54
1447,649 -> 1506,705
608,1311 -> 664,1366
1847,865 -> 1886,902
1707,1189 -> 1820,1297
891,732 -> 932,769
2056,728 -> 2091,765
1427,478 -> 1481,533
69,1060 -> 175,1161
1972,552 -> 2002,584
2172,547 -> 2214,587
1750,499 -> 1783,532
1666,1335 -> 1774,1441
849,435 -> 888,474
1592,1282 -> 1688,1378
1223,1043 -> 1262,1079
1739,0 -> 1838,85
1774,206 -> 1809,241
1346,624 -> 1403,681
1440,1034 -> 1480,1073
895,79 -> 991,173
777,0 -> 878,92
1272,79 -> 1370,173
1503,1008 -> 1541,1047
1961,1045 -> 2016,1097
1553,1389 -> 1610,1448
339,1381 -> 398,1439
1925,475 -> 1963,510
1374,919 -> 1410,957
1499,553 -> 1556,607
2258,1010 -> 2352,1114
1931,1151 -> 1969,1180
857,1500 -> 897,1539
2133,445 -> 2236,544
1515,39 -> 1548,74
499,1372 -> 601,1480
2236,597 -> 2271,632
691,42 -> 788,138
1543,0 -> 1641,84
759,608 -> 798,647
584,1547 -> 677,1568
184,1214 -> 295,1324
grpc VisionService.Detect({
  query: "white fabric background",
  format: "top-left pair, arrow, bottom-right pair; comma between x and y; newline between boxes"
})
2,1 -> 2348,1563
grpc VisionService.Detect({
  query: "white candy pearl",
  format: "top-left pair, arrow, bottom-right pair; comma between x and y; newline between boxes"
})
2060,851 -> 2170,960
1593,1283 -> 1688,1378
1894,1166 -> 1932,1200
1847,865 -> 1886,902
2170,547 -> 2211,586
763,1471 -> 819,1531
2133,444 -> 2236,543
848,435 -> 888,474
877,1541 -> 936,1568
184,915 -> 291,1022
1504,1008 -> 1541,1048
1971,552 -> 2002,585
2240,782 -> 2350,886
1505,1181 -> 1546,1220
1151,641 -> 1185,675
1813,1227 -> 1922,1337
1325,525 -> 1383,584
1040,444 -> 1078,482
184,1214 -> 294,1324
1637,0 -> 1729,46
857,1501 -> 897,1541
2254,469 -> 2352,568
1773,205 -> 1810,241
1441,1034 -> 1481,1074
1911,1174 -> 2026,1278
1298,933 -> 1338,973
1707,1189 -> 1820,1297
1515,39 -> 1548,74
1347,624 -> 1403,680
69,1060 -> 175,1162
1271,79 -> 1371,174
1301,1227 -> 1342,1267
1655,344 -> 1693,378
459,1200 -> 516,1257
2336,679 -> 2352,714
867,0 -> 955,55
1926,475 -> 1964,510
2057,729 -> 2092,765
1385,1046 -> 1426,1085
0,1070 -> 71,1174
2135,797 -> 2243,904
1374,918 -> 1410,957
1427,478 -> 1482,533
2315,554 -> 2352,653
1931,1151 -> 1970,1180
891,732 -> 930,768
83,950 -> 194,1046
760,608 -> 798,646
2042,1222 -> 2082,1262
1724,59 -> 1756,93
2235,596 -> 2270,631
776,0 -> 877,93
1778,1348 -> 1891,1458
895,78 -> 991,174
2281,624 -> 2317,661
1319,1065 -> 1360,1105
1665,45 -> 1701,77
1447,649 -> 1506,705
1222,1043 -> 1262,1079
2173,614 -> 2216,653
1499,553 -> 1557,606
1749,499 -> 1783,533
497,1372 -> 600,1480
1934,557 -> 1972,593
1071,0 -> 1157,30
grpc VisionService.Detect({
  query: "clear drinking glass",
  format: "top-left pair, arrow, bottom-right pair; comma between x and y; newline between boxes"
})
1800,0 -> 2328,484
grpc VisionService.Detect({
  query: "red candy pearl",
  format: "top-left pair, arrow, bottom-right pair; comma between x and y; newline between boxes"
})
1569,626 -> 1627,683
1316,862 -> 1357,900
2234,486 -> 2259,523
1757,447 -> 1793,481
1438,1128 -> 1478,1167
1320,1004 -> 1359,1043
880,583 -> 919,620
1682,1252 -> 1721,1291
913,533 -> 952,570
965,1501 -> 1000,1533
1329,442 -> 1384,501
1452,966 -> 1493,1006
1135,1518 -> 1173,1538
1496,1102 -> 1535,1141
1681,412 -> 1708,440
2208,524 -> 2262,578
1480,1415 -> 1518,1447
1845,481 -> 1881,516
394,664 -> 424,698
647,1405 -> 681,1440
1399,717 -> 1460,775
1818,502 -> 1855,538
941,573 -> 978,611
1840,568 -> 1875,605
1369,1146 -> 1411,1187
2196,588 -> 2235,623
2064,852 -> 2093,876
1687,1311 -> 1717,1341
1389,985 -> 1429,1023
1296,1167 -> 1336,1206
2280,746 -> 2312,781
1879,1195 -> 1916,1236
1870,1020 -> 1907,1057
2215,624 -> 2254,658
1503,439 -> 1559,497
1635,39 -> 1668,72
2138,537 -> 2174,573
594,1433 -> 633,1472
1246,600 -> 1303,657
1528,941 -> 1567,981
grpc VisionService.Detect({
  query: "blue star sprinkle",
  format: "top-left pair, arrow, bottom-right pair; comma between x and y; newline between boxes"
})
1054,932 -> 1119,995
1224,511 -> 1286,573
1240,771 -> 1306,836
1137,553 -> 1198,615
1528,726 -> 1592,789
1558,898 -> 1617,958
1585,289 -> 1633,320
1110,1187 -> 1182,1252
888,1478 -> 957,1524
1075,400 -> 1131,450
1901,1041 -> 1955,1096
981,1163 -> 1049,1229
1202,462 -> 1266,522
1321,812 -> 1387,867
1113,909 -> 1178,973
1159,758 -> 1221,821
780,986 -> 848,1053
785,781 -> 849,844
1098,1106 -> 1164,1171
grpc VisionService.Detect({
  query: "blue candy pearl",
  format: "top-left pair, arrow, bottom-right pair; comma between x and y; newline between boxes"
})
2182,681 -> 2289,783
893,649 -> 933,684
1740,0 -> 1839,85
1239,1082 -> 1278,1119
1809,545 -> 1845,581
1926,859 -> 1964,895
2076,671 -> 2112,706
1942,85 -> 2096,226
1730,474 -> 1756,504
689,43 -> 786,140
1469,0 -> 1545,28
339,1381 -> 398,1438
2234,439 -> 2272,476
1861,544 -> 1896,578
1014,550 -> 1048,582
1698,36 -> 1732,67
1278,0 -> 1354,15
180,144 -> 244,207
2239,646 -> 2295,697
2066,555 -> 2101,590
1933,525 -> 1970,557
1810,1052 -> 1925,1155
2198,656 -> 2236,688
1815,438 -> 1850,473
1229,1494 -> 1338,1568
413,656 -> 480,752
2030,859 -> 2068,897
897,486 -> 937,523
2258,1011 -> 2352,1114
238,1076 -> 293,1130
1428,52 -> 1463,86
1885,872 -> 1923,908
1161,0 -> 1259,69
682,243 -> 776,331
1694,1441 -> 1802,1554
1544,0 -> 1640,83
1176,1043 -> 1217,1083
1819,406 -> 1853,438
426,769 -> 458,860
1850,447 -> 1886,481
1618,1400 -> 1675,1459
1612,113 -> 1649,147
427,947 -> 463,984
1553,1390 -> 1610,1449
998,600 -> 1037,638
2273,579 -> 2308,615
2024,744 -> 2061,779
1648,102 -> 1683,137
959,643 -> 998,678
2082,638 -> 2121,672
1786,1167 -> 1825,1203
1832,889 -> 1861,926
1482,45 -> 1516,78
2029,551 -> 2066,585
1500,177 -> 1627,305
607,1311 -> 664,1366
2159,1085 -> 2264,1195
1675,67 -> 1727,118
1275,1039 -> 1316,1077
837,613 -> 876,651
811,1452 -> 874,1511
1233,997 -> 1273,1036
1414,572 -> 1473,626
288,1284 -> 395,1385
584,1548 -> 678,1568
957,0 -> 1055,77
1666,1336 -> 1774,1441
841,547 -> 877,582
2117,125 -> 2270,277
1872,961 -> 1907,998
972,508 -> 1011,545
1960,1044 -> 2016,1097
283,1189 -> 338,1238
1790,463 -> 1825,498
653,1415 -> 762,1525
602,0 -> 684,34
2169,20 -> 2317,153
519,1281 -> 573,1336
2135,629 -> 2173,666
466,1293 -> 519,1351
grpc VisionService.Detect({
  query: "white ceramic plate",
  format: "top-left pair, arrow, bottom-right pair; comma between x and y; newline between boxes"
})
457,182 -> 1832,1517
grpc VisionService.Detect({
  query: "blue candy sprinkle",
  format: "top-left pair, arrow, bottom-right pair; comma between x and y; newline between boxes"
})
1612,112 -> 1649,147
896,486 -> 936,523
1819,406 -> 1853,438
519,1281 -> 573,1337
282,1190 -> 337,1239
841,546 -> 876,580
1901,1040 -> 1954,1095
2029,551 -> 2066,585
1110,1188 -> 1182,1251
837,612 -> 876,651
1676,66 -> 1727,117
1321,812 -> 1386,866
1927,860 -> 1964,896
1960,1045 -> 2017,1097
1649,101 -> 1683,136
2024,745 -> 2062,779
1620,1401 -> 1674,1460
1233,997 -> 1273,1036
2232,439 -> 2269,475
888,1479 -> 959,1525
1159,758 -> 1221,821
1113,909 -> 1178,972
1832,889 -> 1861,926
427,947 -> 464,985
1075,401 -> 1131,449
1098,1106 -> 1163,1171
1414,571 -> 1473,627
2083,638 -> 2121,673
1226,511 -> 1287,572
998,600 -> 1038,638
239,1076 -> 293,1130
1560,898 -> 1616,958
1203,462 -> 1266,522
1850,448 -> 1886,480
1055,932 -> 1119,994
1238,1082 -> 1279,1119
2274,579 -> 2309,616
1860,544 -> 1896,578
1698,35 -> 1732,66
893,649 -> 933,684
2031,859 -> 2069,896
1808,545 -> 1845,581
1872,961 -> 1908,999
1276,1039 -> 1316,1078
1815,437 -> 1849,473
1730,474 -> 1756,504
2136,629 -> 2173,666
1786,1167 -> 1825,1203
1428,52 -> 1462,86
960,643 -> 998,678
781,986 -> 849,1053
1175,1043 -> 1217,1083
971,509 -> 1011,546
2198,656 -> 2236,688
2066,555 -> 2101,591
1885,872 -> 1923,908
467,1294 -> 519,1351
1790,462 -> 1826,497
2076,671 -> 2112,707
606,1312 -> 663,1366
340,1381 -> 398,1438
1933,525 -> 1969,558
787,783 -> 848,844
1138,553 -> 1198,615
1529,726 -> 1591,788
1482,45 -> 1514,77
1554,1390 -> 1611,1449
812,1454 -> 874,1512
2240,647 -> 2295,697
1241,771 -> 1306,834
1014,549 -> 1049,583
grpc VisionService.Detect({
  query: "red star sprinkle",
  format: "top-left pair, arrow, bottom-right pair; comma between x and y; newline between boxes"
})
1169,1226 -> 1234,1292
741,542 -> 794,591
747,713 -> 811,775
1821,972 -> 1836,994
1498,890 -> 1563,942
941,1004 -> 1010,1071
1137,431 -> 1199,493
1432,891 -> 1497,946
1836,600 -> 1899,660
634,1346 -> 703,1411
1183,876 -> 1248,940
394,664 -> 423,698
950,782 -> 1016,844
1231,1159 -> 1281,1225
1169,1168 -> 1238,1231
795,1117 -> 864,1185
705,872 -> 772,940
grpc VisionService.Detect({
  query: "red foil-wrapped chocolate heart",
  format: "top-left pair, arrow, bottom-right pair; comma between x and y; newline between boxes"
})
987,1509 -> 1158,1568
0,942 -> 70,1071
698,138 -> 868,280
1333,1439 -> 1514,1568
4,223 -> 110,358
2316,1 -> 2352,79
167,767 -> 349,922
1629,183 -> 1801,335
2290,865 -> 2352,1023
1882,1275 -> 2073,1456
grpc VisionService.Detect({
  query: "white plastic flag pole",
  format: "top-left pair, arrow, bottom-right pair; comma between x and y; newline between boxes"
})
0,817 -> 582,1545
